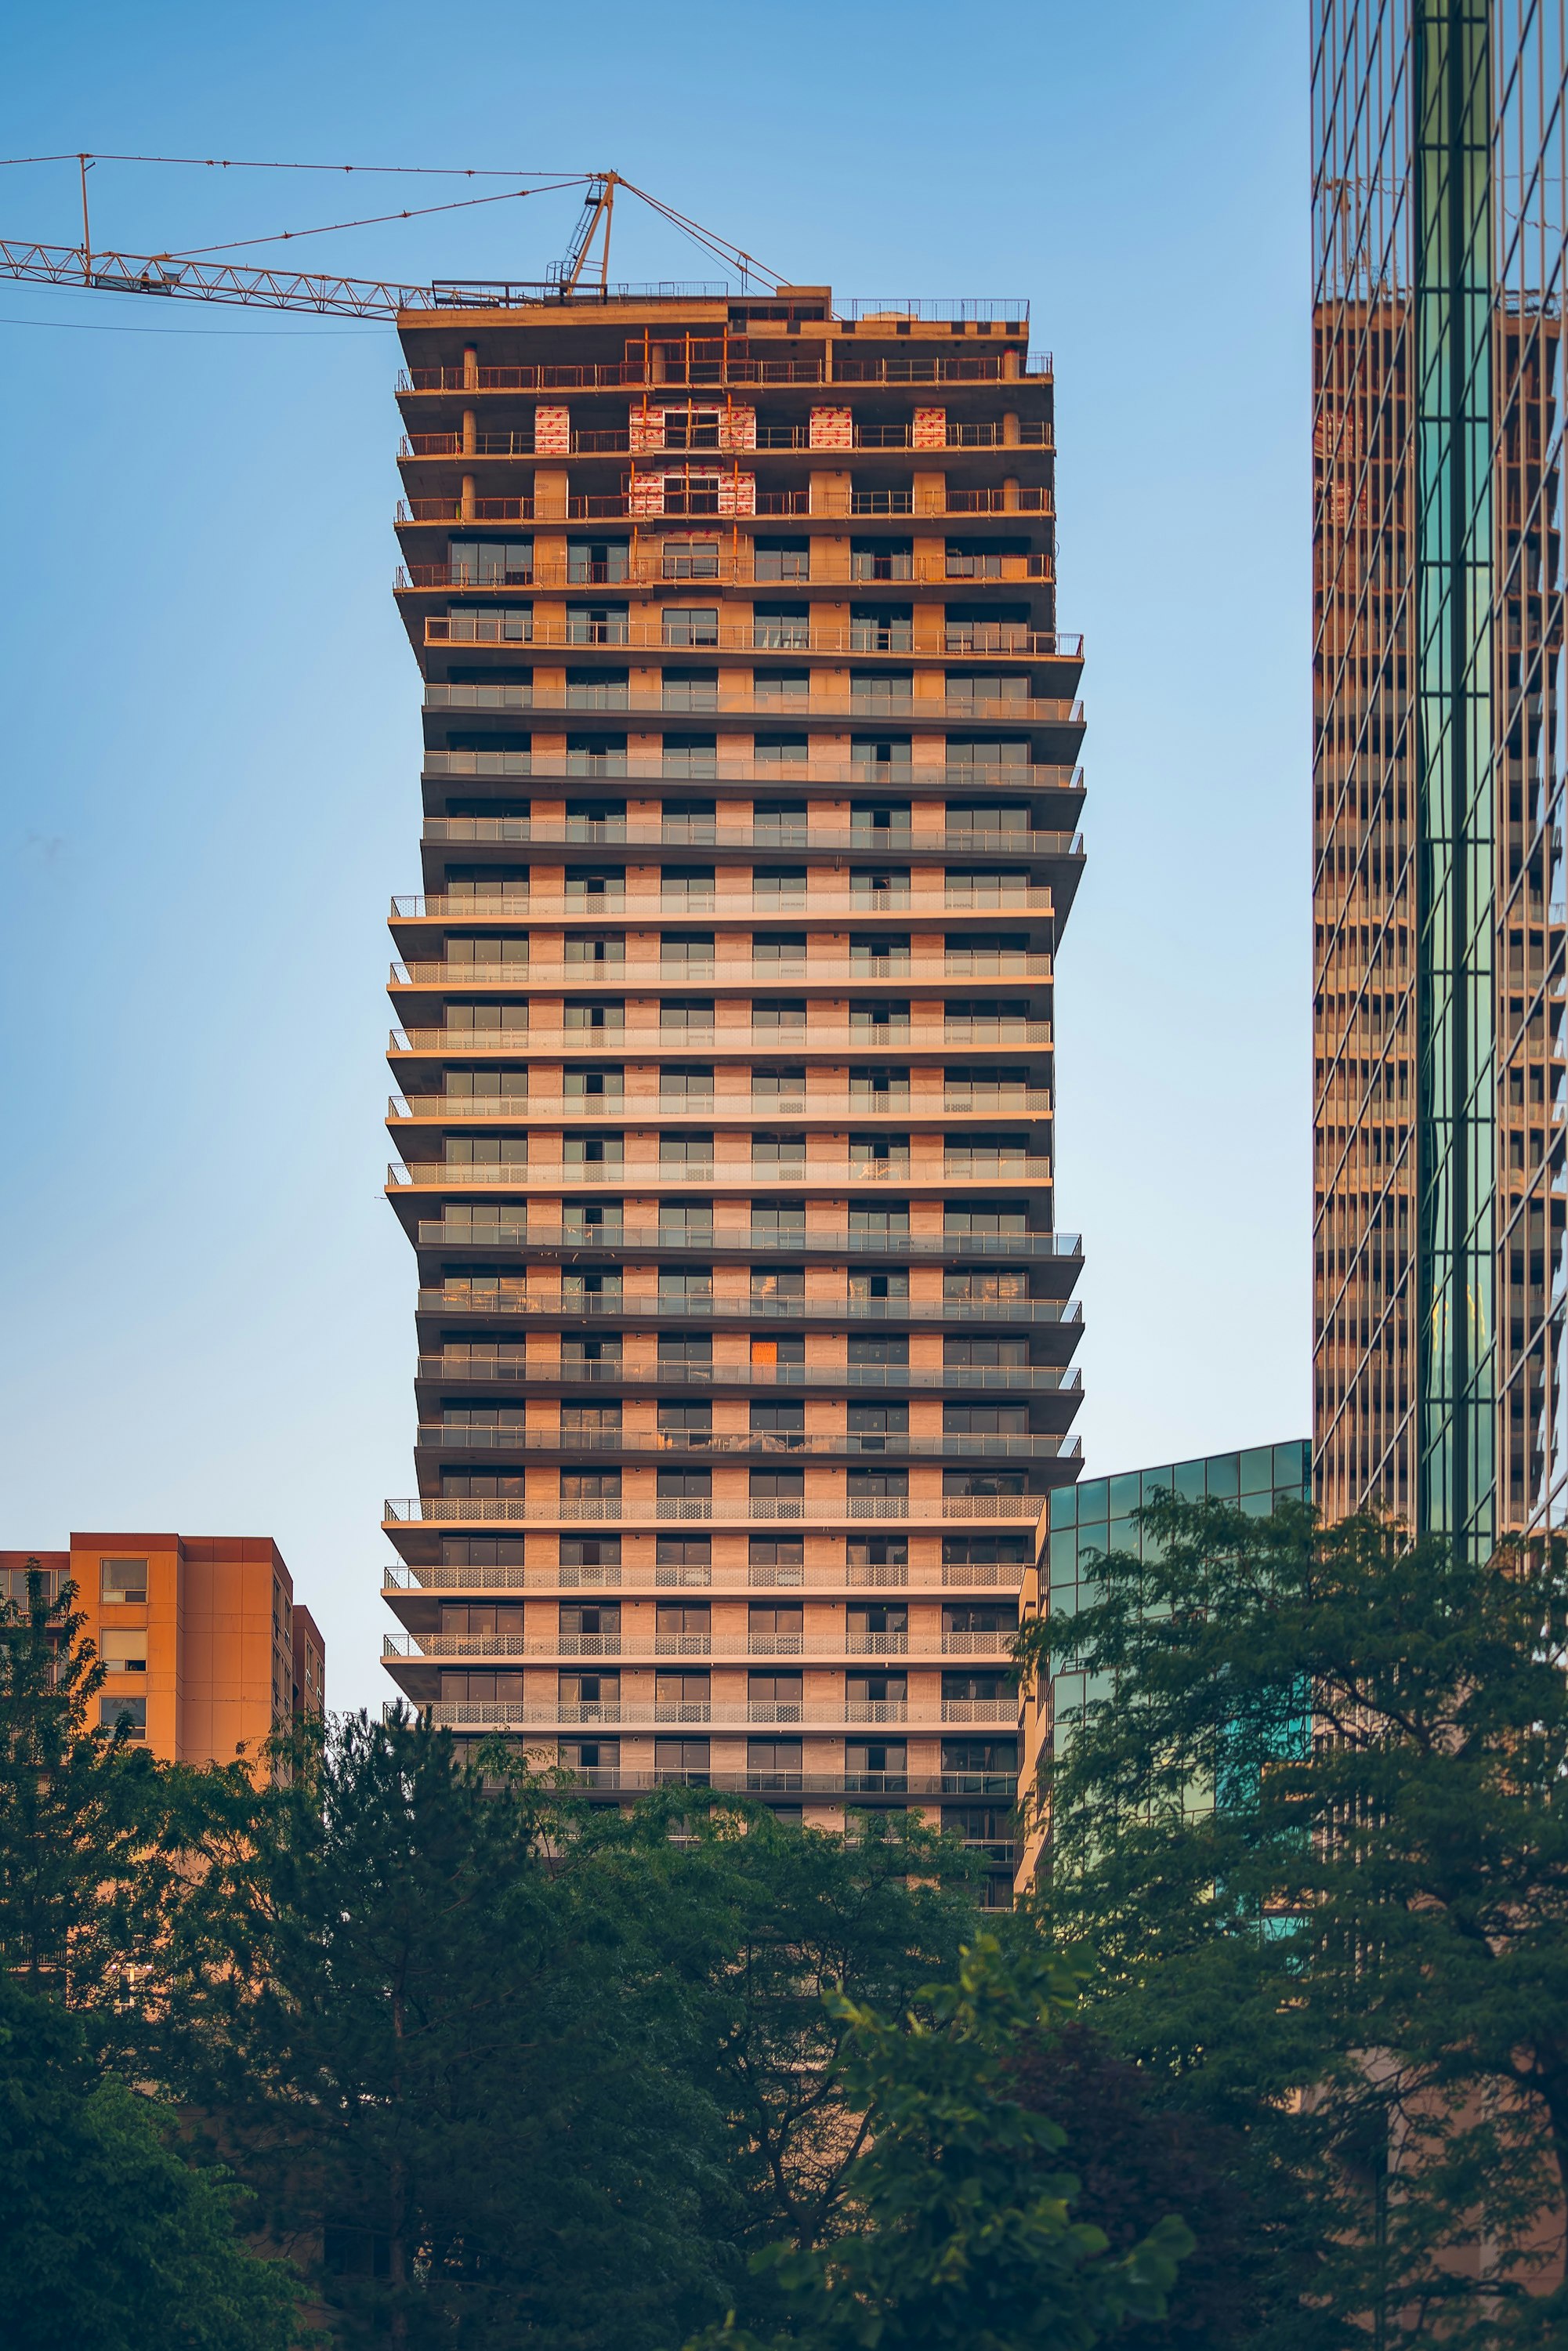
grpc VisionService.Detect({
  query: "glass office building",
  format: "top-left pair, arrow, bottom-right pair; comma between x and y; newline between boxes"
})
1313,4 -> 1568,1546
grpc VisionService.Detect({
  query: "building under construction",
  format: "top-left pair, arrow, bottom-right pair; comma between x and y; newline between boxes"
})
371,286 -> 1085,1890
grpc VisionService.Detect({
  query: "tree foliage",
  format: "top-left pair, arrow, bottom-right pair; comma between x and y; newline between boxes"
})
1016,1498 -> 1568,2344
0,1972 -> 297,2351
690,1936 -> 1191,2351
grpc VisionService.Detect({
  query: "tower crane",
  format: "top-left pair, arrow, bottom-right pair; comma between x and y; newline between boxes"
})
0,156 -> 784,319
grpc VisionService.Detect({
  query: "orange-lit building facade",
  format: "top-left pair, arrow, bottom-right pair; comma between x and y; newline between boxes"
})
377,285 -> 1085,1889
0,1534 -> 324,1766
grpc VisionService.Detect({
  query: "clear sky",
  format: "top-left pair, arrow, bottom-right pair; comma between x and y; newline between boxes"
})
0,0 -> 1309,1713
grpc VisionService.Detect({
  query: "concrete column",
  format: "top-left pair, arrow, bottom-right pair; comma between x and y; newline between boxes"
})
462,408 -> 477,456
1002,410 -> 1019,448
1002,475 -> 1019,514
462,343 -> 479,391
461,474 -> 476,522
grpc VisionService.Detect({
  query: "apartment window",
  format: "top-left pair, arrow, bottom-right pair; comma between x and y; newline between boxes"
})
100,1558 -> 148,1605
944,1603 -> 1017,1636
750,1334 -> 804,1366
748,1737 -> 803,1780
943,1469 -> 1027,1498
849,1335 -> 908,1367
659,1265 -> 714,1302
943,1265 -> 1029,1301
659,1332 -> 712,1364
441,1603 -> 526,1639
751,1263 -> 805,1297
562,1202 -> 623,1235
752,798 -> 808,837
567,604 -> 629,646
564,864 -> 625,904
663,534 -> 721,580
943,1403 -> 1029,1435
657,1600 -> 711,1646
753,935 -> 808,976
852,799 -> 912,836
562,1270 -> 621,1306
661,933 -> 715,970
658,1400 -> 713,1443
661,997 -> 715,1033
851,540 -> 913,582
567,539 -> 628,583
560,1669 -> 620,1708
848,1466 -> 908,1498
753,1132 -> 806,1169
850,1002 -> 910,1035
100,1628 -> 148,1674
943,1536 -> 1029,1570
663,668 -> 719,711
565,931 -> 625,965
561,1334 -> 621,1368
657,1670 -> 712,1713
751,1200 -> 807,1237
657,1467 -> 712,1502
749,1671 -> 802,1716
752,605 -> 809,651
563,1065 -> 624,1099
448,539 -> 533,585
751,1468 -> 804,1506
849,1402 -> 908,1440
849,1603 -> 908,1640
664,607 -> 719,649
447,604 -> 531,643
440,1471 -> 528,1498
943,1738 -> 1018,1780
850,607 -> 913,654
945,1336 -> 1029,1367
659,1201 -> 715,1240
560,1535 -> 621,1567
559,1599 -> 621,1642
561,1738 -> 620,1773
751,1400 -> 806,1440
753,542 -> 809,581
945,801 -> 1031,837
849,1269 -> 910,1299
654,1737 -> 710,1781
754,733 -> 809,766
563,1135 -> 623,1166
100,1697 -> 147,1737
656,1538 -> 712,1585
753,998 -> 806,1031
749,1603 -> 803,1650
846,1740 -> 906,1784
560,1469 -> 622,1502
945,1203 -> 1027,1235
848,1537 -> 908,1576
943,1670 -> 1008,1704
848,1672 -> 907,1705
749,1538 -> 805,1583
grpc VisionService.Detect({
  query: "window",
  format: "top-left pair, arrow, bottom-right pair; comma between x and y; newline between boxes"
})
943,1738 -> 1018,1780
100,1628 -> 147,1674
661,997 -> 715,1032
658,1400 -> 712,1441
560,1669 -> 621,1708
849,1268 -> 910,1299
943,1536 -> 1029,1569
749,1537 -> 804,1582
100,1558 -> 148,1606
753,733 -> 809,764
662,534 -> 721,579
567,540 -> 628,584
659,1265 -> 714,1302
654,1737 -> 711,1780
663,864 -> 715,900
753,998 -> 806,1031
560,1534 -> 621,1567
566,604 -> 629,646
847,1536 -> 908,1575
751,1467 -> 804,1505
100,1696 -> 147,1738
664,607 -> 719,648
448,540 -> 533,585
849,1335 -> 908,1367
565,930 -> 625,966
752,1132 -> 806,1168
748,1671 -> 802,1715
751,1400 -> 806,1439
944,1266 -> 1029,1300
657,1669 -> 712,1712
656,1601 -> 711,1646
847,1672 -> 907,1704
943,1403 -> 1029,1434
751,1263 -> 805,1297
752,604 -> 809,650
945,1335 -> 1029,1367
662,408 -> 722,451
657,1466 -> 712,1500
447,604 -> 532,644
560,1469 -> 622,1501
563,1065 -> 624,1099
846,1740 -> 907,1784
849,1603 -> 908,1638
748,1737 -> 803,1780
661,933 -> 715,969
656,1537 -> 712,1585
849,1401 -> 908,1440
750,1334 -> 805,1366
753,542 -> 809,581
663,667 -> 719,710
943,1670 -> 1008,1703
851,539 -> 913,582
659,1332 -> 712,1364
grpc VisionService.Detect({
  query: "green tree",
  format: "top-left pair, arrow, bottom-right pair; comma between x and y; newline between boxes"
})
166,1708 -> 732,2350
1016,1498 -> 1568,2344
563,1791 -> 987,2257
0,1972 -> 298,2351
690,1935 -> 1190,2351
0,1562 -> 206,2028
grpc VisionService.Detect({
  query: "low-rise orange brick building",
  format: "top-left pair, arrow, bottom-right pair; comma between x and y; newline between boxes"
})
0,1533 -> 325,1766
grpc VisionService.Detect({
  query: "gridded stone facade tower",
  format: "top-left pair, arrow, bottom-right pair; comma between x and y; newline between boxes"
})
378,287 -> 1085,1888
1313,5 -> 1568,1543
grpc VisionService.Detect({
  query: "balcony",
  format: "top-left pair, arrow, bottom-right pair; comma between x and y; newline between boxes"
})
390,1024 -> 1054,1060
397,350 -> 1048,395
389,1090 -> 1055,1123
408,1220 -> 1081,1265
422,685 -> 1071,730
416,1357 -> 1077,1399
421,619 -> 1080,664
392,823 -> 1081,873
399,549 -> 1053,594
415,1429 -> 1076,1462
408,1697 -> 1019,1731
382,1558 -> 1032,1594
384,1494 -> 1054,1528
846,1631 -> 909,1654
388,958 -> 1054,994
389,1155 -> 1052,1192
418,748 -> 1079,788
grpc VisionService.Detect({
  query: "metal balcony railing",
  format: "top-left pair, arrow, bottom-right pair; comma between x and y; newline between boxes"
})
384,1492 -> 1052,1525
418,1357 -> 1073,1397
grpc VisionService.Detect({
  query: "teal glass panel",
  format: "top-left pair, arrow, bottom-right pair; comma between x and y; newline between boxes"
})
1239,1489 -> 1273,1519
1076,1480 -> 1107,1520
1139,1466 -> 1175,1505
1108,1473 -> 1140,1516
1076,1529 -> 1106,1568
1107,1516 -> 1139,1553
1273,1440 -> 1309,1490
1048,1527 -> 1077,1576
1049,1485 -> 1078,1527
1206,1453 -> 1240,1499
1172,1458 -> 1206,1502
1240,1446 -> 1273,1494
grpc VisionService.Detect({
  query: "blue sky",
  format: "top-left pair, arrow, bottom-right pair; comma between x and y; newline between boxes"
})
0,0 -> 1309,1712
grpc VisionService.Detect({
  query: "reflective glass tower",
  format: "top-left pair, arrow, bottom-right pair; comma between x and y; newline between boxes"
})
1313,4 -> 1568,1544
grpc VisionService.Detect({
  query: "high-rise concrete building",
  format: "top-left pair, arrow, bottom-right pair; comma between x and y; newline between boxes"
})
1313,4 -> 1568,1545
378,288 -> 1085,1873
0,1533 -> 324,1767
